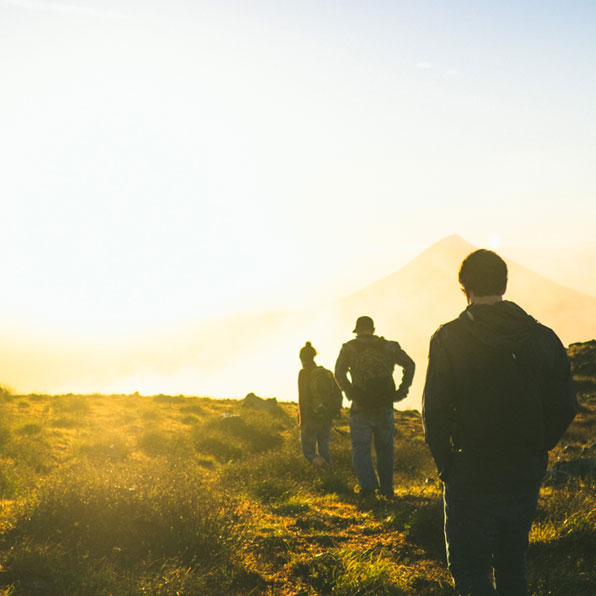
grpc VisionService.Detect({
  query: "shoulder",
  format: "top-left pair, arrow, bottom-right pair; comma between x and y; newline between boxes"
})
430,317 -> 464,345
534,322 -> 561,343
531,322 -> 567,359
340,339 -> 359,352
383,338 -> 403,353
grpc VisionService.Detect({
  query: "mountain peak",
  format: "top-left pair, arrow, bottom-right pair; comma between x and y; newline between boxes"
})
426,234 -> 477,253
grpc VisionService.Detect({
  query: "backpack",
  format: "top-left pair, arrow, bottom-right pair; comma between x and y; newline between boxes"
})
309,366 -> 343,420
350,338 -> 396,407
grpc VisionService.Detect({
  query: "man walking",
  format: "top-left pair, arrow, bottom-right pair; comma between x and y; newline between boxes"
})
335,316 -> 415,497
422,249 -> 577,596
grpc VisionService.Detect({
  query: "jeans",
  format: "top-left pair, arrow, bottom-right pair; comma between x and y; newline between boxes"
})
443,485 -> 540,596
300,418 -> 332,464
350,407 -> 394,494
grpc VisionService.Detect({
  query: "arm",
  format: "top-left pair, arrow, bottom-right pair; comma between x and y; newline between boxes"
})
542,330 -> 578,450
297,369 -> 308,426
422,331 -> 455,481
334,344 -> 354,400
392,343 -> 415,400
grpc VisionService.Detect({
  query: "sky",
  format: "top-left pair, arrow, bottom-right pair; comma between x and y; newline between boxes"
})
1,1 -> 595,389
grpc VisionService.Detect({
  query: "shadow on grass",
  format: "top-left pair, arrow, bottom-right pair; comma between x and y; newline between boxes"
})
358,493 -> 447,562
529,526 -> 596,596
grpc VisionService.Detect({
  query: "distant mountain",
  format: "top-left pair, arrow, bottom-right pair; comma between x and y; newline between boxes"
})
338,234 -> 596,346
1,235 -> 594,407
331,234 -> 596,408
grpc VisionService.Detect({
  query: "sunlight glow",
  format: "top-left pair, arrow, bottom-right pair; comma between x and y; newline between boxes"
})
0,1 -> 595,398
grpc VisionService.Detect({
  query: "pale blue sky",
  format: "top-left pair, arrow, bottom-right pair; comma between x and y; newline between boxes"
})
1,0 -> 595,339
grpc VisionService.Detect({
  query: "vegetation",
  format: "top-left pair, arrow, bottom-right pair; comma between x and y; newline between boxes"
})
0,342 -> 595,595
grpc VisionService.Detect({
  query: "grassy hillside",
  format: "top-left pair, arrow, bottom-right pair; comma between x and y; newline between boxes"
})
0,342 -> 595,595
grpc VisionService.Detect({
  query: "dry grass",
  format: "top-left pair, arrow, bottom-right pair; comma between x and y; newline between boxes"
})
0,354 -> 594,595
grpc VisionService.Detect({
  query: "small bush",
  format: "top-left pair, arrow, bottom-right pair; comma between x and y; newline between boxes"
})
50,397 -> 91,416
137,429 -> 193,458
79,436 -> 131,463
6,462 -> 245,567
0,467 -> 19,498
153,394 -> 185,404
0,423 -> 11,449
181,402 -> 204,415
6,439 -> 53,474
17,423 -> 43,436
194,434 -> 244,462
49,416 -> 80,428
180,414 -> 199,425
394,438 -> 435,480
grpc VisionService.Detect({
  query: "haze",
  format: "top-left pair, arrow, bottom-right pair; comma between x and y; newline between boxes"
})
1,2 -> 595,403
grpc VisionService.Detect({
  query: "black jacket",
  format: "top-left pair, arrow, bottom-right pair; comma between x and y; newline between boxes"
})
422,301 -> 577,492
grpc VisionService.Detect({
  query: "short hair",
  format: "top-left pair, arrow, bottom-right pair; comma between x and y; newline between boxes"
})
458,249 -> 508,297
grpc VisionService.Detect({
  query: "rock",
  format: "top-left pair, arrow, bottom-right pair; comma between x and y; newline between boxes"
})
241,392 -> 281,414
568,340 -> 596,377
553,457 -> 596,478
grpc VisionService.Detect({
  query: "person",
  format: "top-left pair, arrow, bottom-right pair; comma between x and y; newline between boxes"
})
298,341 -> 337,468
422,249 -> 577,596
335,316 -> 415,497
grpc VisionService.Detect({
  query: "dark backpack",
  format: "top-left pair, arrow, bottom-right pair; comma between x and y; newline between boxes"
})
350,338 -> 396,407
309,366 -> 343,419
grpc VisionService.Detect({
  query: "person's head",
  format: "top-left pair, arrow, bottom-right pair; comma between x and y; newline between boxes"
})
458,249 -> 508,301
299,341 -> 317,365
353,315 -> 375,336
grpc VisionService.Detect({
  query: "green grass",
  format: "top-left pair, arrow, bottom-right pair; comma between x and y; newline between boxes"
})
0,344 -> 594,595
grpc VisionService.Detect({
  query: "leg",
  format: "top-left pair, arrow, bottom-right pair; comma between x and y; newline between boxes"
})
373,409 -> 395,495
300,424 -> 317,462
492,491 -> 540,596
316,420 -> 332,465
350,411 -> 378,493
444,487 -> 499,596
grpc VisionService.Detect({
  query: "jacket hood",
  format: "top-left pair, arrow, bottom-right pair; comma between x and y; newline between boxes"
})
458,300 -> 538,351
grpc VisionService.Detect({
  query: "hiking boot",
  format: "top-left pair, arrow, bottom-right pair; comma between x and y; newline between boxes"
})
378,489 -> 394,499
312,455 -> 328,469
357,489 -> 377,500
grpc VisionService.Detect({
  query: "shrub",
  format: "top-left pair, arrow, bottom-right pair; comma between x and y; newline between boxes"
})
0,422 -> 11,449
5,461 -> 245,567
79,436 -> 131,463
49,416 -> 80,428
50,396 -> 91,416
153,394 -> 185,404
137,429 -> 193,458
394,438 -> 436,480
0,467 -> 19,499
17,423 -> 43,436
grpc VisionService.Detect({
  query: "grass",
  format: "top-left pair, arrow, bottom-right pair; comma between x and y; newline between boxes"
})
0,343 -> 594,595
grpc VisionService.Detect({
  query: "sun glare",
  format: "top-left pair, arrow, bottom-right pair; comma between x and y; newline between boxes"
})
489,235 -> 503,249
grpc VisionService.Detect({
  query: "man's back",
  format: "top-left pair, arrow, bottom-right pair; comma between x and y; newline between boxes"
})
423,300 -> 577,492
334,316 -> 416,497
423,249 -> 577,596
335,334 -> 414,409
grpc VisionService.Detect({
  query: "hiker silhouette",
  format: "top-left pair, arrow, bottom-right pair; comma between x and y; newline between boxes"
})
335,316 -> 415,497
297,341 -> 341,469
423,249 -> 577,596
